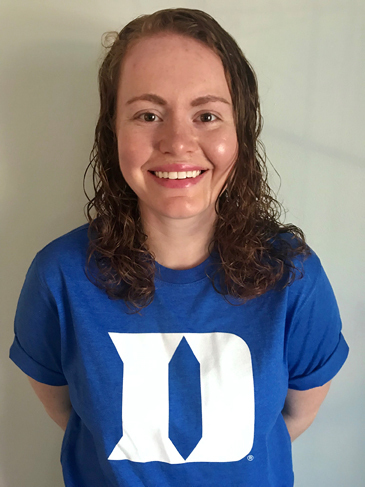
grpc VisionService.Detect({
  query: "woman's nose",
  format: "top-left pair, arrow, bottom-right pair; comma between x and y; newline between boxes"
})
157,118 -> 198,156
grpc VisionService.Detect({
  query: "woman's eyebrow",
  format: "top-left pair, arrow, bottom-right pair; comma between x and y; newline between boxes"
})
126,93 -> 231,106
191,95 -> 231,107
126,94 -> 166,106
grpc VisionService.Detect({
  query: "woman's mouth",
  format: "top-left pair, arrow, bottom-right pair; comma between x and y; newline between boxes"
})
151,170 -> 205,180
148,169 -> 207,188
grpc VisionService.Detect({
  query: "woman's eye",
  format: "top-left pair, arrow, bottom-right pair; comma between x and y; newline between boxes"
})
138,112 -> 160,122
199,112 -> 218,123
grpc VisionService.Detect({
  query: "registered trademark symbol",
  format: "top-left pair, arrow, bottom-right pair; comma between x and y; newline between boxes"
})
247,455 -> 254,461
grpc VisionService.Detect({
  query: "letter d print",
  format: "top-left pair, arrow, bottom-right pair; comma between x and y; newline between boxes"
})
108,332 -> 254,463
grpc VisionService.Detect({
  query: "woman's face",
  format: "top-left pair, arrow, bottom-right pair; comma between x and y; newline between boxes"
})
116,33 -> 238,223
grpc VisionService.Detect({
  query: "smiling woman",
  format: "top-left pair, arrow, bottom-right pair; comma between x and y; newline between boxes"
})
85,9 -> 310,304
9,7 -> 348,487
116,33 -> 238,231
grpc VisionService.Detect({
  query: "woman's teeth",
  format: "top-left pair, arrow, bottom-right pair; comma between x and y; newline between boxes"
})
153,170 -> 202,179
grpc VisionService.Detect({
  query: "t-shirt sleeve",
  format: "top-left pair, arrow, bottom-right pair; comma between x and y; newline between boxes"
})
9,255 -> 67,386
287,256 -> 349,391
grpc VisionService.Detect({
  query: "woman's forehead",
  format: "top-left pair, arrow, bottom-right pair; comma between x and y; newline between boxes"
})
118,33 -> 231,103
124,32 -> 216,62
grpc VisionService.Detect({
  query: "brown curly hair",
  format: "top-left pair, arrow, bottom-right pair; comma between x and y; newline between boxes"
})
84,7 -> 309,311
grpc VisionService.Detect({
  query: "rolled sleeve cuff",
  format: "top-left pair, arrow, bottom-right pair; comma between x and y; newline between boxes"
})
9,337 -> 67,386
288,334 -> 349,391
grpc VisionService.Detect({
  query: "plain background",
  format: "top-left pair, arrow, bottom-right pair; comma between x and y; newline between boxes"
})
1,0 -> 364,486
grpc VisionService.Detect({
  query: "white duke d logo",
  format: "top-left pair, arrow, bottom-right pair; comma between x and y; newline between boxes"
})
108,332 -> 254,464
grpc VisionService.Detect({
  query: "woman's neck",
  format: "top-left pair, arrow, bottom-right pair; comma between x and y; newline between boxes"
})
141,208 -> 216,270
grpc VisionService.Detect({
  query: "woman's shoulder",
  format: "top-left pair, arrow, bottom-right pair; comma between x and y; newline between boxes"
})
274,230 -> 318,264
271,231 -> 324,291
37,223 -> 89,256
33,223 -> 90,279
281,240 -> 332,308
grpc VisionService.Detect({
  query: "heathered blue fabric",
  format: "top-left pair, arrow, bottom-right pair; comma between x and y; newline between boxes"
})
10,225 -> 348,487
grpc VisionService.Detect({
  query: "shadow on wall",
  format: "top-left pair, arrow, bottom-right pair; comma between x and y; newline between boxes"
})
0,34 -> 98,487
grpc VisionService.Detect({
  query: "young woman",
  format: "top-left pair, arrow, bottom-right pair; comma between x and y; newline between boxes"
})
10,8 -> 348,487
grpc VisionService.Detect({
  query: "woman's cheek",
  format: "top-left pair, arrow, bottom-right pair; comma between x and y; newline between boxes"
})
203,129 -> 238,168
117,133 -> 147,170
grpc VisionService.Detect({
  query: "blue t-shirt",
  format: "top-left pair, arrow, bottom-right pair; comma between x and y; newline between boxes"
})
10,225 -> 349,487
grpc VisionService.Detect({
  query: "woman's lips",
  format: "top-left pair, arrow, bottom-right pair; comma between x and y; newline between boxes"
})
148,164 -> 208,172
148,169 -> 207,188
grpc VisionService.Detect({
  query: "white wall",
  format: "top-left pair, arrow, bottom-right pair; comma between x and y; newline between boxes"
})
1,1 -> 363,486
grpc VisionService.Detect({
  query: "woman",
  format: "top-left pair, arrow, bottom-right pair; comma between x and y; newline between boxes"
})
10,8 -> 348,487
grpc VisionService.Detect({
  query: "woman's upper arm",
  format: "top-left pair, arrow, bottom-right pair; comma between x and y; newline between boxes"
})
282,381 -> 332,441
27,377 -> 72,431
27,376 -> 71,414
283,381 -> 331,421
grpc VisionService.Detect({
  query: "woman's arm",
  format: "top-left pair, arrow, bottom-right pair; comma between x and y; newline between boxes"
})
28,376 -> 72,431
282,381 -> 331,442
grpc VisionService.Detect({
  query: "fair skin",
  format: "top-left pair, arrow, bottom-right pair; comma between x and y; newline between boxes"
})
28,33 -> 331,440
28,377 -> 71,431
116,33 -> 238,269
282,381 -> 331,441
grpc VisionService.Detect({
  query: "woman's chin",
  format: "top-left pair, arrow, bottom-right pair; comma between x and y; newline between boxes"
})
139,197 -> 215,222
